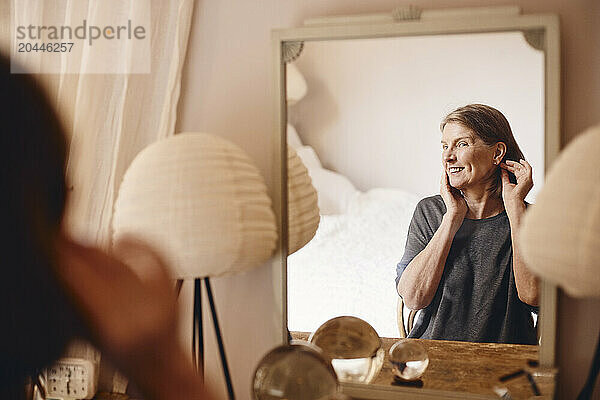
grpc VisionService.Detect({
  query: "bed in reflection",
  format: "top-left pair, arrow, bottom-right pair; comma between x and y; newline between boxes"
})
287,127 -> 418,338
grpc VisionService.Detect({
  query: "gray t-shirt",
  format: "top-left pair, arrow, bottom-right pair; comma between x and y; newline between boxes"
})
396,195 -> 537,345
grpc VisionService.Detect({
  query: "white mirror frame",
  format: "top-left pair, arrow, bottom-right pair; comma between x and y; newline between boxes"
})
271,8 -> 560,399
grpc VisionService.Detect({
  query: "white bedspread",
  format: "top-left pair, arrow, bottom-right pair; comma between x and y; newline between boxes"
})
288,188 -> 419,338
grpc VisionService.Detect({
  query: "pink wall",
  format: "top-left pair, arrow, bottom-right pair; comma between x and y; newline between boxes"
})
177,1 -> 600,399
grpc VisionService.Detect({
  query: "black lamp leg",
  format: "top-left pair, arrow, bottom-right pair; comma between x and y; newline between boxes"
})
205,277 -> 235,400
577,330 -> 600,400
192,278 -> 204,380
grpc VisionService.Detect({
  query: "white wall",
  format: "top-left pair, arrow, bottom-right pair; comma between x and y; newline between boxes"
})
290,32 -> 544,200
177,1 -> 600,399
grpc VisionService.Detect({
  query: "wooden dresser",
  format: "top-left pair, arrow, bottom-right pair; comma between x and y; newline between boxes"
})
93,333 -> 556,400
294,332 -> 555,399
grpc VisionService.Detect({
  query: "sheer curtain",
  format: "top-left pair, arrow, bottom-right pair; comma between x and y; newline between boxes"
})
1,0 -> 195,393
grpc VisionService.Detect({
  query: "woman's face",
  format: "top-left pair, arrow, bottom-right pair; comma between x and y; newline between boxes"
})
441,122 -> 499,191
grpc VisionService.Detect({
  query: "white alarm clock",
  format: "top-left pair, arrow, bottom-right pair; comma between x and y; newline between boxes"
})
43,358 -> 98,400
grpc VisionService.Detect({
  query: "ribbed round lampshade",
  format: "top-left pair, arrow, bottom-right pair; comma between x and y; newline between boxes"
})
112,133 -> 278,279
286,63 -> 307,106
520,125 -> 600,298
288,146 -> 319,254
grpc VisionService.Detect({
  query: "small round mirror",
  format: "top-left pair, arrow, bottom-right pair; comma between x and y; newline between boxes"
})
252,342 -> 338,400
309,316 -> 384,384
389,339 -> 429,381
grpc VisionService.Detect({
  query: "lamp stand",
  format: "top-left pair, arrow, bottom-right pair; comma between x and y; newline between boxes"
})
577,329 -> 600,400
192,277 -> 236,400
192,279 -> 204,379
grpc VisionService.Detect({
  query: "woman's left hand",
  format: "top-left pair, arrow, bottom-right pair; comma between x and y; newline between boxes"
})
500,160 -> 539,306
500,159 -> 533,213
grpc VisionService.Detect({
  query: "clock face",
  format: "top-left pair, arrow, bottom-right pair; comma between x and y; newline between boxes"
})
44,358 -> 97,400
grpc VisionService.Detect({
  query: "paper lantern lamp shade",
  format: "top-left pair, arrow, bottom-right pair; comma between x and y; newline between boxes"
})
286,62 -> 307,106
288,146 -> 319,254
519,125 -> 600,297
112,133 -> 277,279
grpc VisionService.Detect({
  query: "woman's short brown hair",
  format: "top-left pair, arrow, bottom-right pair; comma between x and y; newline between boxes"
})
440,104 -> 525,197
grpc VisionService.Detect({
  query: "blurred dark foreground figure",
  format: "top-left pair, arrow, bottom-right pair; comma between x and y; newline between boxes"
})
0,55 -> 214,400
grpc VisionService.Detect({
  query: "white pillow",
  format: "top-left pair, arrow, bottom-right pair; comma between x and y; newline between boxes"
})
291,142 -> 358,215
308,168 -> 358,215
347,188 -> 419,215
295,145 -> 322,170
287,124 -> 303,149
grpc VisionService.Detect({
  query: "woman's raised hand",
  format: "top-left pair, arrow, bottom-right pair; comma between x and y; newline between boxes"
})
55,236 -> 214,400
500,159 -> 533,212
440,170 -> 467,221
56,237 -> 177,364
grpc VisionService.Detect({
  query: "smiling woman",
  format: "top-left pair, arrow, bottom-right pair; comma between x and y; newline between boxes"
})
396,104 -> 539,345
441,104 -> 526,200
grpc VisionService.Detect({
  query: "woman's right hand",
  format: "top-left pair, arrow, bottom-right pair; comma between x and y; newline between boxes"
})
440,170 -> 467,223
399,174 -> 466,310
55,236 -> 215,400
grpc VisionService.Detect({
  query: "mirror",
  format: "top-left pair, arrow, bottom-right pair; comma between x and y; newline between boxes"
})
288,31 -> 545,339
273,10 -> 559,399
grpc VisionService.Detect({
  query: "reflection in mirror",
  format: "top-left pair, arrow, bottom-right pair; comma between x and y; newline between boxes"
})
286,32 -> 545,342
